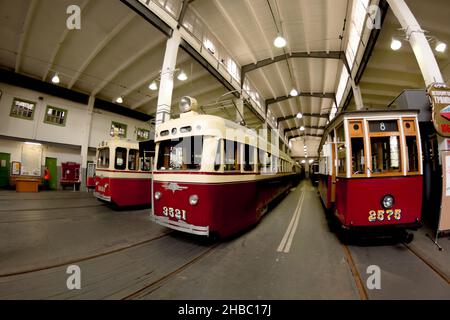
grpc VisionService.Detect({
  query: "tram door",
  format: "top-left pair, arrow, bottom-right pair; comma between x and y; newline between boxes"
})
421,128 -> 442,228
330,131 -> 337,203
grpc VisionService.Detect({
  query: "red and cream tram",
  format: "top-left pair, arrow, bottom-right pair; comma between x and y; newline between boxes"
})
151,97 -> 301,238
318,110 -> 423,242
94,138 -> 153,207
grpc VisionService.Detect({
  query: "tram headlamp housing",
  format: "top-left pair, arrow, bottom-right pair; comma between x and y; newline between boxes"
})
189,195 -> 199,206
155,192 -> 162,200
179,96 -> 199,113
381,195 -> 394,209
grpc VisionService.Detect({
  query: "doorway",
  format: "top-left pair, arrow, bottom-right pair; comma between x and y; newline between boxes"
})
45,157 -> 58,190
0,153 -> 11,188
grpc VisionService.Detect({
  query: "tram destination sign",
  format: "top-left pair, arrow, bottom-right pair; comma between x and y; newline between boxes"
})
428,83 -> 450,137
368,120 -> 398,133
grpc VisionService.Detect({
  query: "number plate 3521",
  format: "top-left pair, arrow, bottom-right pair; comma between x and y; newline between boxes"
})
368,209 -> 402,222
162,207 -> 187,221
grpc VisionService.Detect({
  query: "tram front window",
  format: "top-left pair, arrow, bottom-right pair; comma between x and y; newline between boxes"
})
97,148 -> 110,169
406,136 -> 419,172
157,136 -> 204,171
370,136 -> 401,173
351,138 -> 365,174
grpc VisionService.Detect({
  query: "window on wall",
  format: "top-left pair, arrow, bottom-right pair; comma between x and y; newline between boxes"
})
136,128 -> 150,141
44,106 -> 67,126
111,121 -> 127,138
10,98 -> 36,120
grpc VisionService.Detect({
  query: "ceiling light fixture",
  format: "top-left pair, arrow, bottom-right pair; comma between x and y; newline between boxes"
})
115,96 -> 123,104
435,41 -> 447,53
390,38 -> 402,51
296,112 -> 303,119
51,73 -> 60,84
290,88 -> 299,97
149,81 -> 158,91
177,71 -> 188,81
300,126 -> 305,131
274,35 -> 287,48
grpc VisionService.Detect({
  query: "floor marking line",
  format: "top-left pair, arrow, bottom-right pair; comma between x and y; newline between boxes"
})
283,192 -> 305,253
342,245 -> 368,300
277,191 -> 304,253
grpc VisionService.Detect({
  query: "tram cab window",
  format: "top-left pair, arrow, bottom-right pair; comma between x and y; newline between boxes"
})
406,136 -> 419,172
370,136 -> 401,173
157,136 -> 204,171
243,144 -> 255,172
115,148 -> 127,170
97,148 -> 110,169
224,140 -> 240,171
128,149 -> 139,171
351,138 -> 365,175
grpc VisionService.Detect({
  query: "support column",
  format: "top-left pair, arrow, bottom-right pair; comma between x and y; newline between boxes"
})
155,30 -> 181,126
80,95 -> 95,192
234,98 -> 244,124
387,0 -> 444,86
350,77 -> 364,110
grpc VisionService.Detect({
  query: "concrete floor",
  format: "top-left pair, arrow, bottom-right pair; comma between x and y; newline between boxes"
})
0,182 -> 448,299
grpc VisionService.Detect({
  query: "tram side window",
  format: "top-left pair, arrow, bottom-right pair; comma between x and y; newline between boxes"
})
214,140 -> 222,171
406,136 -> 419,172
97,148 -> 110,169
224,140 -> 240,171
351,138 -> 365,174
370,136 -> 401,173
115,147 -> 127,170
128,149 -> 139,171
243,144 -> 255,172
157,136 -> 204,171
258,149 -> 271,172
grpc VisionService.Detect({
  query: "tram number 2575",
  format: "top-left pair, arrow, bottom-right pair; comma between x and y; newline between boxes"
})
368,209 -> 402,222
163,207 -> 187,221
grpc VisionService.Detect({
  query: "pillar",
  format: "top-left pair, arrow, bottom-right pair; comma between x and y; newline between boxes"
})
80,95 -> 95,191
155,29 -> 182,126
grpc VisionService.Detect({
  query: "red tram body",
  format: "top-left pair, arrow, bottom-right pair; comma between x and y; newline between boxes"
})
318,110 -> 423,240
151,98 -> 301,238
94,138 -> 153,207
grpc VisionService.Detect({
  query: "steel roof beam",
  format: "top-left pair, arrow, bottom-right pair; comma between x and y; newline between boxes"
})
284,126 -> 325,135
277,113 -> 329,122
266,92 -> 335,106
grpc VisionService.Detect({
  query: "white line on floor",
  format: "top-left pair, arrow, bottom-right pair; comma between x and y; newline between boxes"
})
277,191 -> 305,253
283,192 -> 305,253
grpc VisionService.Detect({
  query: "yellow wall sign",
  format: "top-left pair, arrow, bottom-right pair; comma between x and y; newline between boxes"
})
428,83 -> 450,137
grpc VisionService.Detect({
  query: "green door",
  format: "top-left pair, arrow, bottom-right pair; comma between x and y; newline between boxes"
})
0,153 -> 10,188
45,157 -> 57,190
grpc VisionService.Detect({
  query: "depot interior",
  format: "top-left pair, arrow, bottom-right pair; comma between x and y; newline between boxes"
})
0,0 -> 449,300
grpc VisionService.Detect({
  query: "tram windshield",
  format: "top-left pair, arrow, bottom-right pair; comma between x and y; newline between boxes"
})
97,148 -> 110,169
157,136 -> 204,170
370,136 -> 401,173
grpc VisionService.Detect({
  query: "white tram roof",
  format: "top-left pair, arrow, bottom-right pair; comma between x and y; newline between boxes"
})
97,137 -> 139,150
319,109 -> 420,152
156,112 -> 293,162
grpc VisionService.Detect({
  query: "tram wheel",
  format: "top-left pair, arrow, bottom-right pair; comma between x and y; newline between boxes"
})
403,232 -> 414,244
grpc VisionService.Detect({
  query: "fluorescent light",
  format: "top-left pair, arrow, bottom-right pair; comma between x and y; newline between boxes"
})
51,73 -> 60,84
25,142 -> 42,146
290,89 -> 299,97
274,36 -> 287,48
177,71 -> 188,81
115,96 -> 123,104
296,113 -> 303,119
435,41 -> 447,53
391,38 -> 402,51
149,81 -> 158,91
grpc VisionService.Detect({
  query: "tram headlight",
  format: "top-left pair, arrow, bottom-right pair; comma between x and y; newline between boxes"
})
189,194 -> 199,206
155,192 -> 162,200
381,195 -> 394,209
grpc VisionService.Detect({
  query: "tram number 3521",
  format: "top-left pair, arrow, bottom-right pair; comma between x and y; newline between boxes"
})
162,207 -> 187,221
368,209 -> 402,223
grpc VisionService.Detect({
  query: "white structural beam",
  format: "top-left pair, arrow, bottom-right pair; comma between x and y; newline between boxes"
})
15,0 -> 38,73
68,13 -> 136,89
155,29 -> 182,125
386,0 -> 444,85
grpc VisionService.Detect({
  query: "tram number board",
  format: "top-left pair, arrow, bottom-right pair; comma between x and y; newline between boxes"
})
368,120 -> 398,133
368,209 -> 401,222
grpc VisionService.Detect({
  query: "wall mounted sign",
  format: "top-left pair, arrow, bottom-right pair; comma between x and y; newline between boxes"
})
438,151 -> 450,233
428,83 -> 450,137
